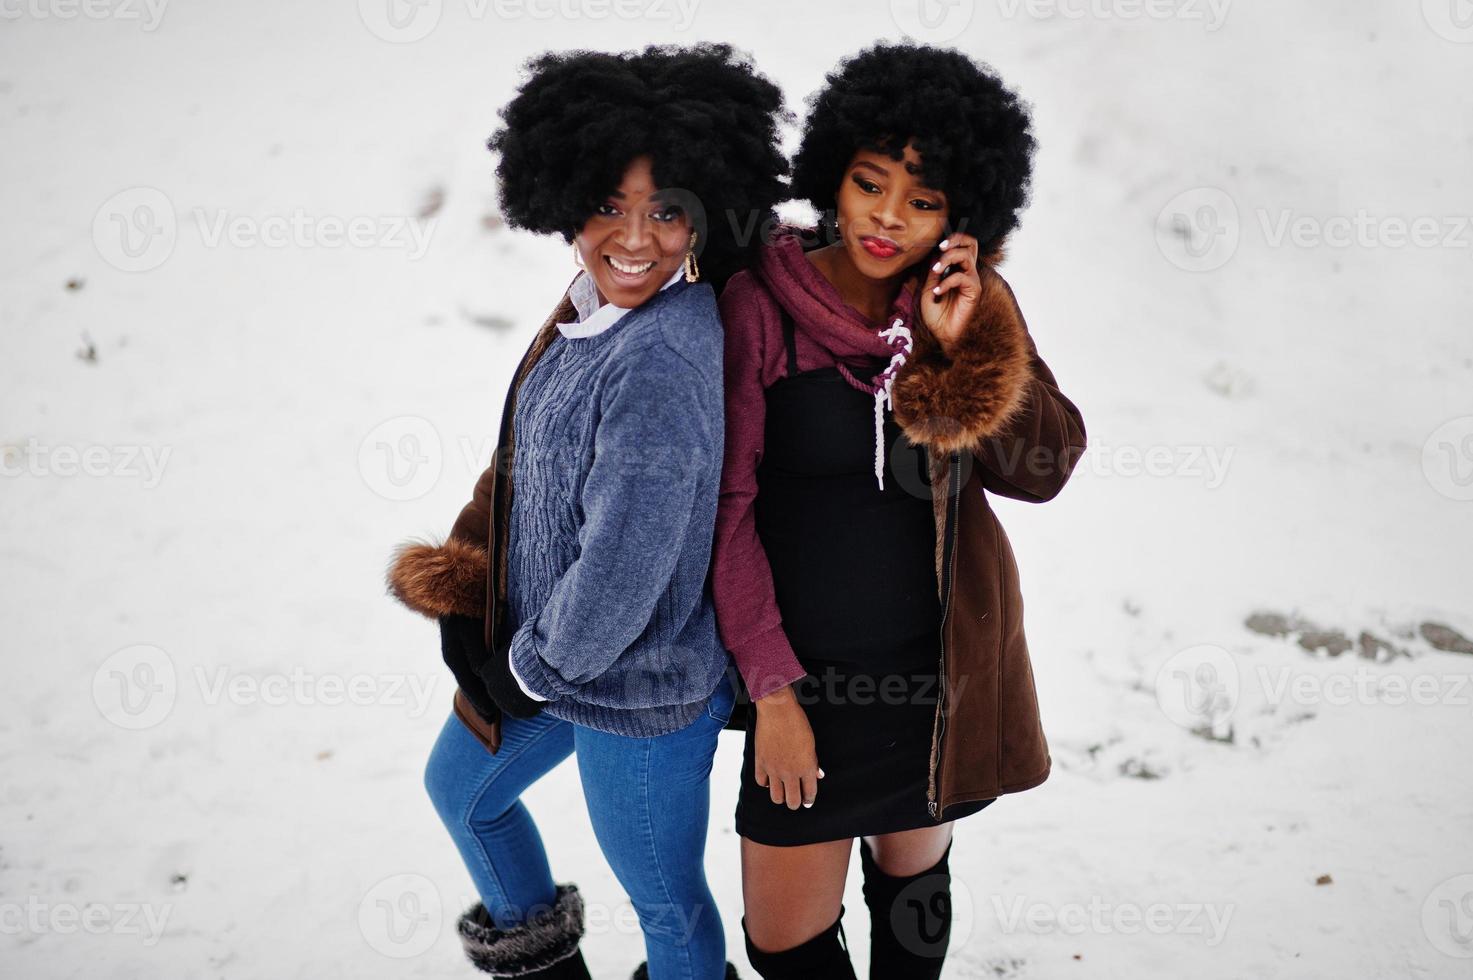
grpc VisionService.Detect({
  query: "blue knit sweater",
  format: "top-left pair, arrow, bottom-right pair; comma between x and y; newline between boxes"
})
505,277 -> 729,736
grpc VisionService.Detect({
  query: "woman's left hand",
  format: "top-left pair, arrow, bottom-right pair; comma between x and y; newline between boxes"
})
440,613 -> 545,720
919,231 -> 983,356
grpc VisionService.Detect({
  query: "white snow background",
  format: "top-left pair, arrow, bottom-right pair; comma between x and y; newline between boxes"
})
1,1 -> 1470,978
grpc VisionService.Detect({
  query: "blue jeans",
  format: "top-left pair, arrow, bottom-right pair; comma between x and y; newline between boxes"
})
424,671 -> 736,980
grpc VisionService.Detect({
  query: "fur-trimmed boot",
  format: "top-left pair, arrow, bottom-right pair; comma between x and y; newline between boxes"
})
741,910 -> 858,980
630,960 -> 742,979
858,838 -> 953,980
457,883 -> 592,979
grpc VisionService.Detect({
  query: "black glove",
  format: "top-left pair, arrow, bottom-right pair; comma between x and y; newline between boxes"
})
439,613 -> 545,720
437,614 -> 500,724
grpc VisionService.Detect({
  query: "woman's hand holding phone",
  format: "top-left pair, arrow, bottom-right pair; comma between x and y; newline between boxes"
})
920,231 -> 985,355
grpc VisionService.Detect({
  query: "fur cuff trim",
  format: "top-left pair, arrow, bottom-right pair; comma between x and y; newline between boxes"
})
384,536 -> 487,619
891,265 -> 1033,454
458,884 -> 585,976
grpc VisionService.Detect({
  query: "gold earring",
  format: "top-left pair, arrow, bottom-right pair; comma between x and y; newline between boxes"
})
683,232 -> 700,283
572,242 -> 585,269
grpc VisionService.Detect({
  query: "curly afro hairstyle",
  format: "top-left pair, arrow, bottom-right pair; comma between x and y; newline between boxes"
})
489,43 -> 789,290
790,42 -> 1036,260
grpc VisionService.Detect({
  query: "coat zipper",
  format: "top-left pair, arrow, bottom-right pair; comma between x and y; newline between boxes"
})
928,449 -> 963,819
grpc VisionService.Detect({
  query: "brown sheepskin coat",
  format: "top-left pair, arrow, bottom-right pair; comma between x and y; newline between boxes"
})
891,258 -> 1087,816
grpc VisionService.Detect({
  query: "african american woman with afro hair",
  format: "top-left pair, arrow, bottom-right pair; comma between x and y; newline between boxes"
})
386,43 -> 788,980
711,42 -> 1087,979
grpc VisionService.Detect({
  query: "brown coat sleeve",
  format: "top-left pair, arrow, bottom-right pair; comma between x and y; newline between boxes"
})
973,286 -> 1086,502
383,469 -> 492,620
892,266 -> 1086,503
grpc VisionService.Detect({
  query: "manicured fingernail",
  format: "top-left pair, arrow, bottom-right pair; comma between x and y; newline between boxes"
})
803,802 -> 813,809
932,286 -> 940,295
939,239 -> 950,249
818,769 -> 826,778
931,262 -> 941,273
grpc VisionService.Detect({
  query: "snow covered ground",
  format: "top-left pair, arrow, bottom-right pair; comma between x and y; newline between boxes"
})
2,1 -> 1470,977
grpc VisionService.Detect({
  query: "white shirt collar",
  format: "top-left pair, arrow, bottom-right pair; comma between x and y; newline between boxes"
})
557,265 -> 684,339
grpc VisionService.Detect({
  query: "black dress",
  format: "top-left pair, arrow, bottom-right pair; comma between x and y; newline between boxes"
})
735,309 -> 994,846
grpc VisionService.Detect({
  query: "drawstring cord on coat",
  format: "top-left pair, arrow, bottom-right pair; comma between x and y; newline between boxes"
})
834,317 -> 914,491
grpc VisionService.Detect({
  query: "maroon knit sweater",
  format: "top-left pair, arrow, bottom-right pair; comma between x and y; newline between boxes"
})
713,230 -> 924,700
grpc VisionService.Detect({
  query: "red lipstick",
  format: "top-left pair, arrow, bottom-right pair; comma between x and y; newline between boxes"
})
859,235 -> 900,260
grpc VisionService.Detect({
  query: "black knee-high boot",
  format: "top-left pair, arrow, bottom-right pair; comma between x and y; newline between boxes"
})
859,838 -> 953,980
742,910 -> 858,980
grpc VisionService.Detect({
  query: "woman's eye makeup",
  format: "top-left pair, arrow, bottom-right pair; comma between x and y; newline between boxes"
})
596,203 -> 621,217
651,204 -> 684,222
850,172 -> 943,211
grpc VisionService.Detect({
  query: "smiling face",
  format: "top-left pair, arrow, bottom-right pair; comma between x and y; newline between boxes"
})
832,142 -> 950,280
574,155 -> 692,309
